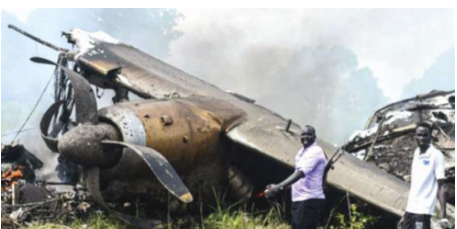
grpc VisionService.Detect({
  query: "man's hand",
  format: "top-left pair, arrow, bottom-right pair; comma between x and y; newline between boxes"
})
397,216 -> 404,229
439,218 -> 449,229
265,184 -> 281,199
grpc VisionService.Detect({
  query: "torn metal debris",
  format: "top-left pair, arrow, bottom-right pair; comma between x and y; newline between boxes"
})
1,182 -> 94,228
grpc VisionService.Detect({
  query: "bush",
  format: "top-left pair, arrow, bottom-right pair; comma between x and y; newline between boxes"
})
328,204 -> 378,229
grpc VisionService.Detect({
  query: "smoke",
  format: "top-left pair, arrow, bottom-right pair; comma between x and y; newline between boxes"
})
1,9 -> 454,155
402,48 -> 455,99
164,9 -> 454,143
168,9 -> 454,99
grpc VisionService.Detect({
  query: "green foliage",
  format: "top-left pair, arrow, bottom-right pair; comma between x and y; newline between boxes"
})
192,209 -> 288,229
328,204 -> 378,229
72,214 -> 129,229
187,189 -> 289,229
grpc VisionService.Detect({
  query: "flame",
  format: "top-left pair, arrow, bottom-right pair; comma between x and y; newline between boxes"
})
254,191 -> 265,198
1,165 -> 24,191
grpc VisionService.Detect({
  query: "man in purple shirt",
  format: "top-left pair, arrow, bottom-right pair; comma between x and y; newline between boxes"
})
265,125 -> 327,229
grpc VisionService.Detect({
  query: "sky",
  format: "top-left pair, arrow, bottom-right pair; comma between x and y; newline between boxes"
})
1,8 -> 455,145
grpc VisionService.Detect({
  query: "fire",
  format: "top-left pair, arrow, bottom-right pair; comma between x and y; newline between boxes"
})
1,165 -> 24,191
254,191 -> 265,198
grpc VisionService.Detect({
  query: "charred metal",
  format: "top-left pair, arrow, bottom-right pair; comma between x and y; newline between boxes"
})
344,90 -> 455,205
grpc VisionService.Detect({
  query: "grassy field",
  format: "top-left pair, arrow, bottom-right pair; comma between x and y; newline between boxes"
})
6,189 -> 378,229
20,208 -> 290,229
17,203 -> 378,229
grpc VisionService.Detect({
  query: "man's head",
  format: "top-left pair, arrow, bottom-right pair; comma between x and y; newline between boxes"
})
300,125 -> 316,148
415,122 -> 433,149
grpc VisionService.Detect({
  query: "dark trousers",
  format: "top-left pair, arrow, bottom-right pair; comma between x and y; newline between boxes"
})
403,212 -> 431,229
291,199 -> 325,229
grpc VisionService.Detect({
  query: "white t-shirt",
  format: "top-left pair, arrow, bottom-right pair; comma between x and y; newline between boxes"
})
406,145 -> 446,215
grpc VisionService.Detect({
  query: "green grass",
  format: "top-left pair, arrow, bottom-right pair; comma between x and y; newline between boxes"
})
19,208 -> 289,229
15,190 -> 377,229
192,207 -> 289,229
22,214 -> 129,229
17,202 -> 381,229
19,205 -> 380,229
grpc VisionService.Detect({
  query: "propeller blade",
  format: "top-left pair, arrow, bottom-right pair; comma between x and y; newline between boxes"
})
61,67 -> 98,124
86,167 -> 165,229
30,57 -> 57,66
40,101 -> 64,152
101,140 -> 193,203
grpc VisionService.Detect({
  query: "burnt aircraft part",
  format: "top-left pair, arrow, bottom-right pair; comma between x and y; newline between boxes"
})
97,97 -> 246,180
346,91 -> 455,178
449,96 -> 455,108
57,123 -> 122,168
101,140 -> 193,203
60,67 -> 98,124
98,106 -> 147,147
8,24 -> 69,53
228,165 -> 254,202
86,167 -> 165,229
30,57 -> 57,66
40,101 -> 65,152
344,90 -> 455,216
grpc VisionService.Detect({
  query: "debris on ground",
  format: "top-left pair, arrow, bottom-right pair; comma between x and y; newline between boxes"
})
1,182 -> 95,228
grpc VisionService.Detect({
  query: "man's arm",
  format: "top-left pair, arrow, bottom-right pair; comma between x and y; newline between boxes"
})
438,179 -> 447,219
265,170 -> 304,198
434,151 -> 447,220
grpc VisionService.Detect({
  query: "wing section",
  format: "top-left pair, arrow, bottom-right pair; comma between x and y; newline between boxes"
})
74,41 -> 239,101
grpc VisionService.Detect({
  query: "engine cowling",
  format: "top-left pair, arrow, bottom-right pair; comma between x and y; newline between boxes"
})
98,96 -> 246,180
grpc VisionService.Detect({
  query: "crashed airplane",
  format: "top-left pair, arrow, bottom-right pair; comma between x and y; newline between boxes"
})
7,25 -> 455,228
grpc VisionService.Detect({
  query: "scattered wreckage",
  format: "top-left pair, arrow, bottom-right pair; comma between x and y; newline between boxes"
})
344,90 -> 455,205
4,25 -> 455,228
1,142 -> 91,228
2,182 -> 94,229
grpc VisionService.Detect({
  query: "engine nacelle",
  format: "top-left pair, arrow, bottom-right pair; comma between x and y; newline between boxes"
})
98,96 -> 245,179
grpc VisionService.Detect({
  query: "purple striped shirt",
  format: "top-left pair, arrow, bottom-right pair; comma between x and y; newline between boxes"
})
292,142 -> 327,202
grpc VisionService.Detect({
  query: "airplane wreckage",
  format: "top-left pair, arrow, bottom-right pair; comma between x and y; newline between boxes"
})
344,90 -> 455,205
2,25 -> 455,228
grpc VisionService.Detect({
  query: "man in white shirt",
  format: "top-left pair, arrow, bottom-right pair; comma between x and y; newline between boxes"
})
399,122 -> 447,229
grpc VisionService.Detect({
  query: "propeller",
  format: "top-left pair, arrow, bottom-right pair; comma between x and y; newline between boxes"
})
36,58 -> 193,228
101,140 -> 193,203
31,57 -> 57,66
40,100 -> 64,152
